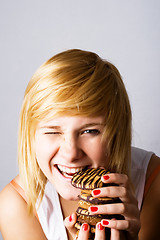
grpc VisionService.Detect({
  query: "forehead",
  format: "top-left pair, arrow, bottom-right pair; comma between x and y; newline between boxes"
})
38,116 -> 105,128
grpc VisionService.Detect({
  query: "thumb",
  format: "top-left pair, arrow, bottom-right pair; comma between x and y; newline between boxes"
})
64,213 -> 78,238
110,228 -> 120,240
110,219 -> 120,240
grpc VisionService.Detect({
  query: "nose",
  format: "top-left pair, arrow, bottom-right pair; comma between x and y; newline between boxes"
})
59,134 -> 83,162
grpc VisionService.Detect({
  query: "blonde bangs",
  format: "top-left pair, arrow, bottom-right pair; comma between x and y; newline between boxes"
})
25,56 -> 113,121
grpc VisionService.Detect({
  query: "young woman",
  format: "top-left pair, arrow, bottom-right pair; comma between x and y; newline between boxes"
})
0,49 -> 160,240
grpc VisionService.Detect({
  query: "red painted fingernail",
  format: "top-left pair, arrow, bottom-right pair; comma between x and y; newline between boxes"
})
97,222 -> 104,230
103,175 -> 110,180
102,220 -> 109,226
82,223 -> 88,231
92,189 -> 101,196
69,215 -> 72,222
90,206 -> 98,212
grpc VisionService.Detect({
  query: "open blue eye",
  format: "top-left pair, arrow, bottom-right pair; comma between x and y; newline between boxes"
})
82,129 -> 100,135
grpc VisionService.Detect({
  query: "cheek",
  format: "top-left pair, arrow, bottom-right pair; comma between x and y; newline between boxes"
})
35,144 -> 54,177
35,137 -> 52,166
84,139 -> 107,164
35,134 -> 55,156
92,147 -> 107,164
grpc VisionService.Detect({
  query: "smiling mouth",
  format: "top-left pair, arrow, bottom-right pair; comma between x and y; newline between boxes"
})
56,165 -> 86,178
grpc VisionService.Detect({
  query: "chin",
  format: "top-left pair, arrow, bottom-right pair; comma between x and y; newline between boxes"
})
50,166 -> 81,200
58,185 -> 81,201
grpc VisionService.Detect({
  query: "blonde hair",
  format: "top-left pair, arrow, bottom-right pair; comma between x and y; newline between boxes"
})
18,49 -> 132,213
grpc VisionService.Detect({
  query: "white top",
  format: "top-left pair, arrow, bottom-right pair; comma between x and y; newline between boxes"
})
36,147 -> 153,240
37,182 -> 68,240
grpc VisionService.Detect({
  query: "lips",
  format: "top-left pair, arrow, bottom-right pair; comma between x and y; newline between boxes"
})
56,164 -> 85,179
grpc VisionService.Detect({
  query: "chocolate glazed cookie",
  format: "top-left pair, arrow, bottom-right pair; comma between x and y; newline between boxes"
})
71,168 -> 124,239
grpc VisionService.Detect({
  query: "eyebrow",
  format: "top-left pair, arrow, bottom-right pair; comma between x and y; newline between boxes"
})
40,123 -> 104,130
80,123 -> 104,129
40,125 -> 61,129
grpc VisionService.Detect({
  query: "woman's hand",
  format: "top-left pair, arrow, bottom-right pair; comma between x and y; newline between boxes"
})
89,173 -> 140,239
64,213 -> 120,239
64,173 -> 140,239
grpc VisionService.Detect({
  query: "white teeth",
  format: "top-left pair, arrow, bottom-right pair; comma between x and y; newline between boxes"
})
57,165 -> 83,174
71,168 -> 76,173
63,172 -> 71,178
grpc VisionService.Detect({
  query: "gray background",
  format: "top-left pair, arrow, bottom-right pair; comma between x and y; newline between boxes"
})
0,0 -> 160,239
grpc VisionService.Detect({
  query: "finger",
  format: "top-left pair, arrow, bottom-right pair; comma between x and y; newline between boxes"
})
101,173 -> 129,186
89,202 -> 139,218
101,173 -> 137,203
101,218 -> 139,232
101,218 -> 129,230
110,228 -> 120,240
92,185 -> 136,203
94,222 -> 105,240
64,213 -> 77,237
92,185 -> 128,199
77,223 -> 90,240
110,218 -> 120,240
102,219 -> 140,239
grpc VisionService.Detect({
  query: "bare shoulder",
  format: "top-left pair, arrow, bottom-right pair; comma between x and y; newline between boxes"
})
146,153 -> 160,180
139,154 -> 160,240
0,178 -> 47,240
